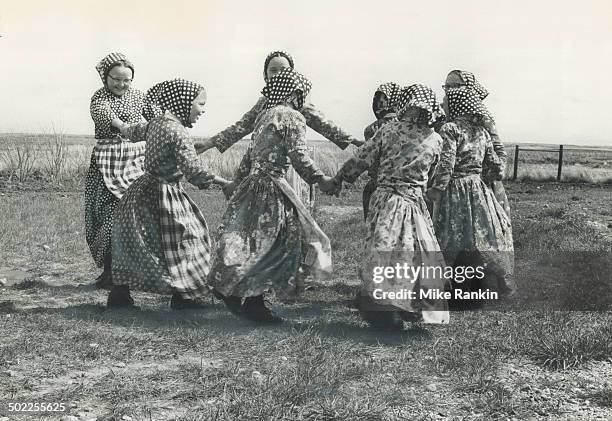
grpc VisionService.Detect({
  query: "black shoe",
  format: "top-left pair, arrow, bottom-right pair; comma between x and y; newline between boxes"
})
170,293 -> 207,310
360,310 -> 405,331
107,285 -> 136,308
93,271 -> 113,290
241,295 -> 283,323
211,290 -> 243,315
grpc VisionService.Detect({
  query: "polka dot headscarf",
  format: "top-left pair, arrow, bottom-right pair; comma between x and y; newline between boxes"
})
95,52 -> 134,84
262,68 -> 312,110
452,70 -> 489,100
374,82 -> 402,114
445,87 -> 492,121
263,50 -> 295,81
147,79 -> 205,128
395,84 -> 439,125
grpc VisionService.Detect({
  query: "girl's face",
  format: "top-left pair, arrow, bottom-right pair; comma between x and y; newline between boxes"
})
266,56 -> 291,80
189,90 -> 207,125
443,72 -> 464,91
106,65 -> 133,97
373,92 -> 390,119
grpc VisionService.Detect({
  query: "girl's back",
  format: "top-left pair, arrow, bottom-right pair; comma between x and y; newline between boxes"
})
372,121 -> 442,191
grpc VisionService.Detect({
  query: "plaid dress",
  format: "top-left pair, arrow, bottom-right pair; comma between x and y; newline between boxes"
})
111,115 -> 214,298
85,87 -> 161,267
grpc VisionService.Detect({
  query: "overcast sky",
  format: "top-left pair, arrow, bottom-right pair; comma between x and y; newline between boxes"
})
1,0 -> 611,145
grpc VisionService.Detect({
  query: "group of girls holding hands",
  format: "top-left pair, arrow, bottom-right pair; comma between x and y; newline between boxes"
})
86,50 -> 514,330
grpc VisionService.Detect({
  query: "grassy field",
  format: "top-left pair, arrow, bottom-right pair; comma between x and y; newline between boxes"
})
1,133 -> 612,186
0,178 -> 611,420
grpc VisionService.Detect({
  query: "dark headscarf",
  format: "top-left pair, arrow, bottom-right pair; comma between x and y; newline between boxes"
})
146,79 -> 205,128
263,50 -> 295,82
449,70 -> 489,100
373,82 -> 401,115
95,52 -> 134,84
395,84 -> 439,126
262,68 -> 312,110
445,87 -> 492,121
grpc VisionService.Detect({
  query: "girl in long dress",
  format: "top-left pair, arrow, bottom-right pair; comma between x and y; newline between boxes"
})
85,52 -> 162,289
444,70 -> 511,215
332,85 -> 450,329
209,69 -> 336,322
107,79 -> 229,309
429,87 -> 516,298
361,82 -> 401,220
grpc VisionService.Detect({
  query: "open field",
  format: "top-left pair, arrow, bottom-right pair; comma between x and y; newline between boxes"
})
1,133 -> 612,186
0,178 -> 611,420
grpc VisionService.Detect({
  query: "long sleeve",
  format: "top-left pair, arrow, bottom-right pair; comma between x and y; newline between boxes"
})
174,127 -> 215,188
337,130 -> 382,183
482,118 -> 506,180
430,124 -> 458,191
284,115 -> 325,185
482,135 -> 503,181
301,103 -> 357,150
233,145 -> 252,185
123,122 -> 150,143
209,97 -> 266,153
363,121 -> 380,142
90,92 -> 119,137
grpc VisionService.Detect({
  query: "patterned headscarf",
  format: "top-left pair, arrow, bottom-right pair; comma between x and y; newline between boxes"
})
262,68 -> 312,110
263,50 -> 295,81
374,82 -> 401,115
445,87 -> 492,120
451,70 -> 489,100
95,52 -> 134,84
147,79 -> 205,128
395,84 -> 439,125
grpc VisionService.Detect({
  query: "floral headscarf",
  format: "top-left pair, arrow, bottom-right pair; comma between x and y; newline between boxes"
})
395,84 -> 439,126
262,68 -> 312,110
263,50 -> 295,82
445,87 -> 492,121
95,52 -> 134,84
146,79 -> 205,128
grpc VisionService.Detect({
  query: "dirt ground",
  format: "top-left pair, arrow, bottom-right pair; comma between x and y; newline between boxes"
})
0,180 -> 610,420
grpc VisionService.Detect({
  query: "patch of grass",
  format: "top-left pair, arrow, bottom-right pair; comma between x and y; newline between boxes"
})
527,313 -> 612,370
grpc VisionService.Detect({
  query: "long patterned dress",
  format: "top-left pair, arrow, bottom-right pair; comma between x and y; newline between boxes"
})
210,96 -> 357,206
85,87 -> 161,268
110,114 -> 215,299
430,116 -> 515,294
481,119 -> 511,216
338,119 -> 450,324
209,105 -> 332,300
361,112 -> 398,219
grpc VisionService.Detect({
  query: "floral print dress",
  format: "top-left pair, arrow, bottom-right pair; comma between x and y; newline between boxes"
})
430,116 -> 516,295
208,105 -> 332,300
361,112 -> 398,219
337,119 -> 450,324
209,96 -> 357,207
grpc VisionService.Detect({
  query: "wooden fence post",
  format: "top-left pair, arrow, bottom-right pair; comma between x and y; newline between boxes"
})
557,144 -> 564,181
513,145 -> 519,181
